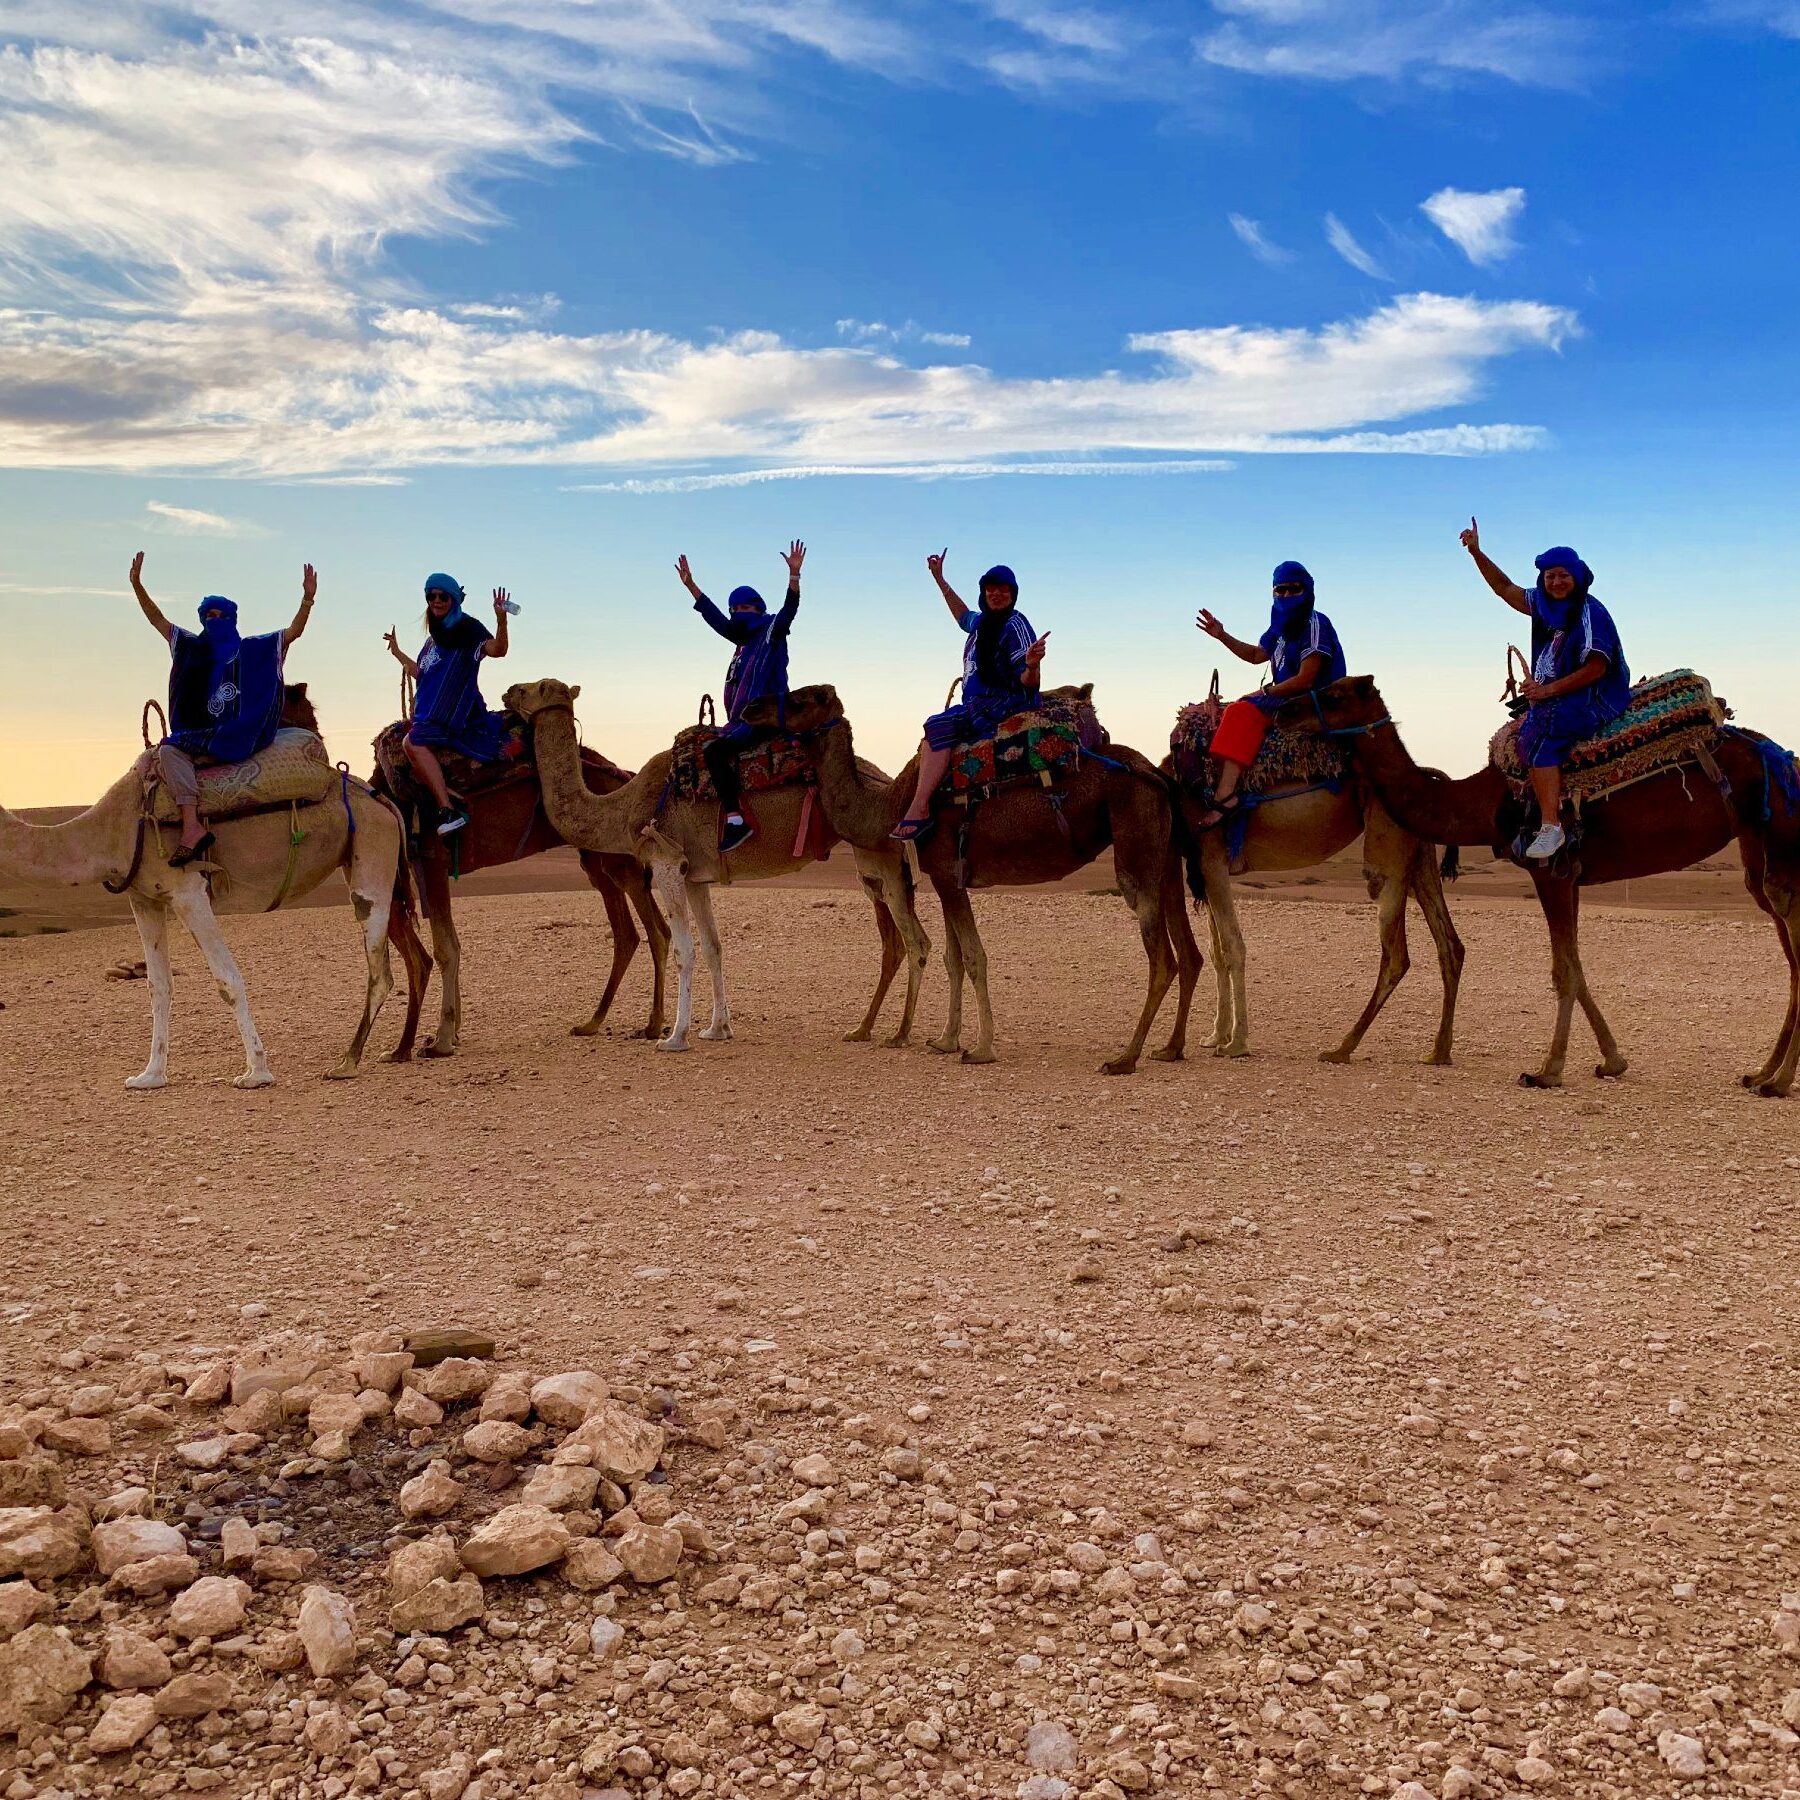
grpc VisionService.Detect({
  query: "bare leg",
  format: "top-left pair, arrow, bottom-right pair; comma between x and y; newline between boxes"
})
900,741 -> 953,824
649,856 -> 696,1053
1198,757 -> 1244,826
403,739 -> 453,810
169,882 -> 274,1088
688,882 -> 733,1041
1529,764 -> 1563,824
125,895 -> 174,1090
571,857 -> 640,1038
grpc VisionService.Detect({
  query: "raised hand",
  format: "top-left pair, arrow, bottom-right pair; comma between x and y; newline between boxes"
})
675,553 -> 698,593
384,626 -> 402,658
1024,631 -> 1051,667
130,550 -> 145,588
301,562 -> 317,603
1195,608 -> 1227,640
926,547 -> 948,583
492,586 -> 510,617
781,539 -> 806,579
1459,516 -> 1480,554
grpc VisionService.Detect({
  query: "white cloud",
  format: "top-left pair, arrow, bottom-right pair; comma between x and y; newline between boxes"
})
1228,213 -> 1296,266
1324,213 -> 1389,279
836,318 -> 973,349
567,459 -> 1237,493
0,581 -> 117,596
144,500 -> 259,535
1196,0 -> 1593,88
1421,185 -> 1526,266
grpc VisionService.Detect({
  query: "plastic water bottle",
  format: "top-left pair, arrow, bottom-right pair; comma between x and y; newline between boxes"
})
498,596 -> 521,617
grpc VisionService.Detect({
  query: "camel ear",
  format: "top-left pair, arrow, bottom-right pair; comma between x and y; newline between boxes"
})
568,684 -> 581,702
1077,682 -> 1094,702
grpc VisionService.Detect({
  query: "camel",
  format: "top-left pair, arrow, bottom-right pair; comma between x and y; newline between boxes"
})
503,679 -> 929,1053
772,684 -> 1184,1074
1161,753 -> 1465,1064
0,690 -> 426,1089
371,741 -> 668,1055
1284,675 -> 1800,1093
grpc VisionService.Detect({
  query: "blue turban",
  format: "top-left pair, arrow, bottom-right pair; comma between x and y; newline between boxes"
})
424,572 -> 465,602
197,595 -> 240,660
1269,560 -> 1315,639
978,565 -> 1019,604
728,585 -> 766,615
1531,547 -> 1594,630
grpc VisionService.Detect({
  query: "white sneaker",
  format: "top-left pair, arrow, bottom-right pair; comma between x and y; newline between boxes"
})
1524,823 -> 1565,860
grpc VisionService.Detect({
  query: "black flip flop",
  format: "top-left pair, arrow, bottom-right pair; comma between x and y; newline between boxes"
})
889,816 -> 937,844
1197,794 -> 1244,833
168,831 -> 216,869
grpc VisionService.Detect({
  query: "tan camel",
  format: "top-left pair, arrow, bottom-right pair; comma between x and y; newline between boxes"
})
503,679 -> 929,1053
773,684 -> 1184,1073
1287,675 -> 1800,1093
0,754 -> 425,1089
1162,765 -> 1465,1064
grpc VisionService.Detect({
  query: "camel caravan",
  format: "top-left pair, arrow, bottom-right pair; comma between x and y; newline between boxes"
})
6,531 -> 1799,1097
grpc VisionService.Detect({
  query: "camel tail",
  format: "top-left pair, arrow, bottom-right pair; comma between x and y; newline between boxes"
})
1439,844 -> 1461,883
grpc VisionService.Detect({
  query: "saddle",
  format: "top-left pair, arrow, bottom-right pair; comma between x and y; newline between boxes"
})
1488,669 -> 1726,804
372,719 -> 539,808
1170,683 -> 1347,798
143,727 -> 333,824
666,724 -> 816,805
945,691 -> 1107,801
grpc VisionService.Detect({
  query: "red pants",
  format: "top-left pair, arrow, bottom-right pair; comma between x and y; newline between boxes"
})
1210,698 -> 1271,767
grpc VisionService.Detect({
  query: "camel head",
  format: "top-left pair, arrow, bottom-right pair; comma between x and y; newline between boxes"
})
281,683 -> 320,734
1274,674 -> 1385,735
1044,682 -> 1095,707
750,683 -> 844,736
502,678 -> 581,722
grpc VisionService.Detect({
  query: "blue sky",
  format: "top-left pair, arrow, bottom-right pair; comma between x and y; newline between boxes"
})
2,0 -> 1796,803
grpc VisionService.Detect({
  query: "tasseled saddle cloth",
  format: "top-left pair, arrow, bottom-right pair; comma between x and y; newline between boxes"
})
666,725 -> 816,804
372,718 -> 541,806
1489,670 -> 1727,803
142,727 -> 334,824
1169,697 -> 1348,797
947,692 -> 1108,800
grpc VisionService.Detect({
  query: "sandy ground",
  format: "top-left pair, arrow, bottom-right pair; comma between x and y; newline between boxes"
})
2,877 -> 1799,1799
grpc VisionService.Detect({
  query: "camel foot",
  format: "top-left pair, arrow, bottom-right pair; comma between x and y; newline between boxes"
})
1750,1077 -> 1791,1099
698,1023 -> 733,1042
324,1059 -> 360,1082
232,1069 -> 276,1090
1595,1056 -> 1628,1081
1518,1070 -> 1563,1090
927,1034 -> 961,1056
630,1024 -> 664,1042
841,1026 -> 873,1044
881,1035 -> 912,1051
419,1039 -> 456,1060
381,1046 -> 415,1064
1148,1043 -> 1185,1063
570,1018 -> 606,1038
960,1047 -> 997,1066
124,1070 -> 167,1092
1098,1055 -> 1139,1077
1422,1050 -> 1454,1067
1318,1046 -> 1355,1065
655,1033 -> 691,1054
1212,1042 -> 1249,1060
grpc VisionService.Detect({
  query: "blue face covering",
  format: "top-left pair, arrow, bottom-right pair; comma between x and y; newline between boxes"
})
197,596 -> 241,661
728,584 -> 766,617
1269,560 -> 1315,639
1530,547 -> 1594,631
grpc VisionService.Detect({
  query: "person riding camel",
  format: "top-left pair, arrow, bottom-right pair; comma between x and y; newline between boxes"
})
676,540 -> 806,852
1460,520 -> 1630,860
1194,559 -> 1346,829
890,553 -> 1050,842
384,573 -> 512,838
130,550 -> 314,868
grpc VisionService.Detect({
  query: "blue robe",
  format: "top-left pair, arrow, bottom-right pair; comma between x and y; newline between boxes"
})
1518,591 -> 1630,767
164,620 -> 285,764
408,613 -> 506,761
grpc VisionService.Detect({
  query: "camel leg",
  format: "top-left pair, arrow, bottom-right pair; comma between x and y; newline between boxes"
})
169,883 -> 273,1089
1319,868 -> 1410,1064
1150,864 -> 1202,1063
632,869 -> 671,1042
649,856 -> 696,1053
1100,861 -> 1179,1077
1410,851 -> 1465,1067
571,859 -> 639,1038
416,857 -> 460,1058
1202,857 -> 1249,1058
124,895 -> 174,1091
845,881 -> 903,1044
688,881 -> 733,1041
1522,876 -> 1624,1088
934,884 -> 995,1063
927,877 -> 967,1056
1740,840 -> 1800,1096
383,888 -> 431,1064
328,890 -> 396,1080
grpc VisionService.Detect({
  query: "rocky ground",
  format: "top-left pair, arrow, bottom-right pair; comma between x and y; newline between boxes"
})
2,883 -> 1799,1800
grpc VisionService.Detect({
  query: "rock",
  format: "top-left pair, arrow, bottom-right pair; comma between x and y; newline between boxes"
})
109,1553 -> 200,1596
1515,1756 -> 1556,1786
461,1420 -> 532,1463
393,1388 -> 444,1430
1153,1672 -> 1202,1701
0,1458 -> 64,1509
153,1670 -> 236,1719
403,1328 -> 496,1367
730,1684 -> 779,1724
303,1705 -> 354,1758
0,1508 -> 85,1581
95,1487 -> 150,1521
117,1403 -> 176,1435
561,1539 -> 625,1591
1658,1731 -> 1707,1779
1553,1666 -> 1592,1697
398,1461 -> 465,1520
589,1617 -> 625,1661
0,1623 -> 92,1735
0,1582 -> 52,1642
168,1575 -> 251,1640
297,1585 -> 357,1677
98,1627 -> 171,1691
229,1331 -> 327,1406
791,1453 -> 838,1486
388,1536 -> 463,1602
388,1574 -> 485,1635
421,1752 -> 474,1800
530,1371 -> 609,1428
91,1517 -> 186,1577
478,1377 -> 533,1424
422,1358 -> 492,1404
351,1350 -> 413,1394
250,1546 -> 317,1584
39,1417 -> 110,1456
256,1630 -> 305,1674
184,1363 -> 231,1406
774,1701 -> 827,1749
461,1504 -> 570,1578
1025,1721 -> 1079,1771
65,1384 -> 115,1417
1019,1780 -> 1076,1800
90,1690 -> 158,1754
1774,1595 -> 1800,1655
552,1402 -> 665,1483
308,1393 -> 365,1445
615,1523 -> 683,1584
220,1517 -> 258,1567
521,1464 -> 601,1512
1596,1706 -> 1632,1733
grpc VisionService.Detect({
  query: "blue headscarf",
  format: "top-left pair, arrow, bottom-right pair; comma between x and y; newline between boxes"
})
1531,547 -> 1594,632
1269,560 -> 1315,640
424,573 -> 467,644
974,565 -> 1022,690
198,595 -> 240,659
166,594 -> 284,761
728,584 -> 766,616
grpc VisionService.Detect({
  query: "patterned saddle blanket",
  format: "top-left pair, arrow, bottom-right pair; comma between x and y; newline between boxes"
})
144,728 -> 333,824
1169,700 -> 1348,797
371,718 -> 536,807
947,694 -> 1107,798
667,725 -> 815,805
1489,669 -> 1725,802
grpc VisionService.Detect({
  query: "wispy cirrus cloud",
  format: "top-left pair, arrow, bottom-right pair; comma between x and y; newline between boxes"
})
144,499 -> 260,535
835,318 -> 973,349
1324,212 -> 1389,279
1228,213 -> 1296,266
1422,186 -> 1526,265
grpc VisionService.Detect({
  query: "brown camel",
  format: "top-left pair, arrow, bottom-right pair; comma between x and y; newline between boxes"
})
0,686 -> 427,1088
1161,753 -> 1464,1064
371,741 -> 669,1055
773,684 -> 1184,1074
503,679 -> 928,1053
1285,675 -> 1800,1093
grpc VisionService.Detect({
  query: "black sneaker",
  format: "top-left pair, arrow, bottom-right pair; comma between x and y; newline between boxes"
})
436,808 -> 471,838
719,815 -> 755,852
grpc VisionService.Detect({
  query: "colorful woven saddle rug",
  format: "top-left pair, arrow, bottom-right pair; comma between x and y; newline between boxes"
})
1489,669 -> 1725,804
947,693 -> 1103,798
667,724 -> 816,805
143,727 -> 333,824
371,719 -> 535,807
1169,700 -> 1348,797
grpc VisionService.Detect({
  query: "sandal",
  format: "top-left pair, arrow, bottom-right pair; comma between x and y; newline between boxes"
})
889,816 -> 937,843
1197,794 -> 1244,832
167,831 -> 216,869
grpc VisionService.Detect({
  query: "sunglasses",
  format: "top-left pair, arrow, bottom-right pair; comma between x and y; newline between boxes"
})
425,589 -> 455,601
1272,583 -> 1308,598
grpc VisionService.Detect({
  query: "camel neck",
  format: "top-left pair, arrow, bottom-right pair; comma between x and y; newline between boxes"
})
528,706 -> 641,855
808,720 -> 911,846
1351,723 -> 1506,847
0,777 -> 142,889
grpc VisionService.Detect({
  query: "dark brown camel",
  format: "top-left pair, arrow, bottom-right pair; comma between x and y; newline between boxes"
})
773,684 -> 1186,1074
1284,676 -> 1800,1094
369,734 -> 668,1057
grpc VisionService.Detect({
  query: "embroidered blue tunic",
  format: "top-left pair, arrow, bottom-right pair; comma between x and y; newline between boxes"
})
924,607 -> 1038,749
164,603 -> 285,764
1518,591 -> 1631,768
693,585 -> 800,723
408,613 -> 506,762
1252,609 -> 1347,708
